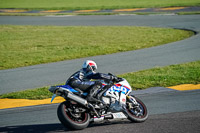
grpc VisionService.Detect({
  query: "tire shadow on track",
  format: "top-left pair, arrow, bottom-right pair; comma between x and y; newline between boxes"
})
0,123 -> 67,133
0,120 -> 132,133
1,111 -> 200,133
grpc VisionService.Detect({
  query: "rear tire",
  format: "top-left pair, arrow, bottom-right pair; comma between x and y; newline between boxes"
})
57,101 -> 90,130
126,96 -> 148,122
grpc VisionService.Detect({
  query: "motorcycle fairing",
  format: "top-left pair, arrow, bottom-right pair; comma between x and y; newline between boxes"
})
57,85 -> 88,96
57,85 -> 78,93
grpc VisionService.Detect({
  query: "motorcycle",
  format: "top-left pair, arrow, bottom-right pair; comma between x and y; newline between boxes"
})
49,73 -> 148,130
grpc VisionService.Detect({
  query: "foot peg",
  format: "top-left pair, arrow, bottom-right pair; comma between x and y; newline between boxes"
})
88,103 -> 101,118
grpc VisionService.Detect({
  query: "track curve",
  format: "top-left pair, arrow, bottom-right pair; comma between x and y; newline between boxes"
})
1,89 -> 200,132
0,15 -> 200,133
0,15 -> 200,94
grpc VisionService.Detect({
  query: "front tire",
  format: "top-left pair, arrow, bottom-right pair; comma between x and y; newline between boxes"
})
57,101 -> 90,130
126,96 -> 148,122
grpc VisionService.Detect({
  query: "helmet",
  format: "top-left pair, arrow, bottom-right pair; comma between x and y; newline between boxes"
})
82,60 -> 97,73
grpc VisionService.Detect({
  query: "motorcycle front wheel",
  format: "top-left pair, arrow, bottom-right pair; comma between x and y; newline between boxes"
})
57,101 -> 90,130
126,96 -> 148,122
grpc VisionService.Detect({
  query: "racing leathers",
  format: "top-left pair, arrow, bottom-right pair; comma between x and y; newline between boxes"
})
66,69 -> 113,103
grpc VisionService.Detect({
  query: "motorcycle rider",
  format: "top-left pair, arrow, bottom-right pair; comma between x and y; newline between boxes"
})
66,60 -> 115,103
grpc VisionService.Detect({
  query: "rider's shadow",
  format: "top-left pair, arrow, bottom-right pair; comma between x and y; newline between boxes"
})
89,119 -> 131,127
0,123 -> 67,133
0,120 -> 133,133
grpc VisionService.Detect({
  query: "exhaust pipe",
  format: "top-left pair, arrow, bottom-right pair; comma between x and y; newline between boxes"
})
66,92 -> 88,106
49,86 -> 100,117
66,91 -> 100,118
49,86 -> 88,106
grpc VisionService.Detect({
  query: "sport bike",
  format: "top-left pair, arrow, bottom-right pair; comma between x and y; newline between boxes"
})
49,73 -> 148,130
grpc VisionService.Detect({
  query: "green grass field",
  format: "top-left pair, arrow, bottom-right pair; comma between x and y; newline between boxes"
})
1,61 -> 199,100
120,61 -> 200,89
0,25 -> 194,70
0,0 -> 200,10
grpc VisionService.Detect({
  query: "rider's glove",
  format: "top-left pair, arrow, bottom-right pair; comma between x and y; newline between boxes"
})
111,75 -> 118,82
108,73 -> 122,83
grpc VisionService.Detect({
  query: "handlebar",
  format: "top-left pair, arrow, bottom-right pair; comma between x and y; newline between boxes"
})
108,73 -> 124,83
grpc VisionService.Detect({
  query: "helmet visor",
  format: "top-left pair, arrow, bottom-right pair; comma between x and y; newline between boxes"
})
91,65 -> 96,71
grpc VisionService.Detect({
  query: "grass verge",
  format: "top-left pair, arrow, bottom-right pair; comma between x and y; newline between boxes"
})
0,61 -> 199,100
177,11 -> 200,15
120,61 -> 200,89
0,12 -> 189,16
0,25 -> 194,70
0,87 -> 52,100
0,12 -> 121,16
0,0 -> 200,10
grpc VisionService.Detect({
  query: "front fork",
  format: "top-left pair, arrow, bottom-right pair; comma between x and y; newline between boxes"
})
124,95 -> 141,113
126,96 -> 143,116
127,95 -> 139,106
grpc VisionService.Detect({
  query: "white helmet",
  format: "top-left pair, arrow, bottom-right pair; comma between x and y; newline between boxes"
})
82,60 -> 97,73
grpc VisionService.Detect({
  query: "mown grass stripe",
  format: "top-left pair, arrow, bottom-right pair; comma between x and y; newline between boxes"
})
0,25 -> 194,70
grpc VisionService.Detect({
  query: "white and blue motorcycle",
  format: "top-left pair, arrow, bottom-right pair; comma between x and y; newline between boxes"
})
49,73 -> 148,130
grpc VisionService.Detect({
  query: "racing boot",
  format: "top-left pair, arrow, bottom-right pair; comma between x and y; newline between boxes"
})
87,83 -> 102,103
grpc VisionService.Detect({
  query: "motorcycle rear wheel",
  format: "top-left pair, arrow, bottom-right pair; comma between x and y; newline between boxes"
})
126,96 -> 148,122
57,101 -> 90,130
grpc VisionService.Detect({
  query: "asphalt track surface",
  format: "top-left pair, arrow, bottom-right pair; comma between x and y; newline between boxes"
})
0,89 -> 200,133
0,15 -> 200,94
0,15 -> 200,133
